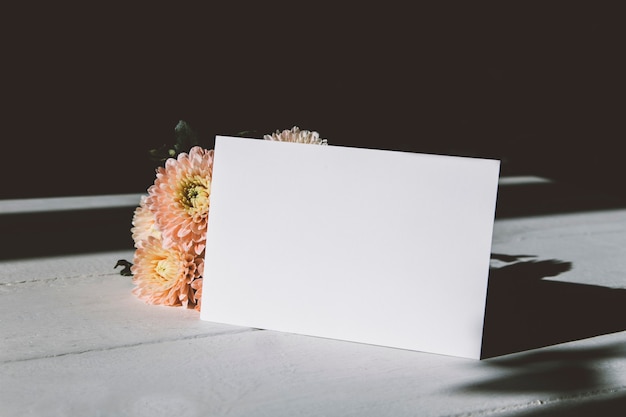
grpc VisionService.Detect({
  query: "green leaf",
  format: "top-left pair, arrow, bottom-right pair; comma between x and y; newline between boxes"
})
173,120 -> 199,153
147,120 -> 200,162
148,145 -> 176,162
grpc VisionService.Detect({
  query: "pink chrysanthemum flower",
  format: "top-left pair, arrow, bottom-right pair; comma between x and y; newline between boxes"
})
131,195 -> 161,248
147,146 -> 214,256
264,126 -> 328,145
131,236 -> 202,308
191,278 -> 203,312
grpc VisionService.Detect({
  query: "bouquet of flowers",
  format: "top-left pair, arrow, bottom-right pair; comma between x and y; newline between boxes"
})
118,123 -> 327,311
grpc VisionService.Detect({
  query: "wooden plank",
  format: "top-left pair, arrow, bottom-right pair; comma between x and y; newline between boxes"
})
0,250 -> 135,284
1,190 -> 626,415
2,329 -> 626,417
0,253 -> 250,362
492,209 -> 626,288
0,194 -> 143,214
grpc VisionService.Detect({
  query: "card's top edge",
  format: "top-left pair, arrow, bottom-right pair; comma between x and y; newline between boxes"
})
214,135 -> 501,165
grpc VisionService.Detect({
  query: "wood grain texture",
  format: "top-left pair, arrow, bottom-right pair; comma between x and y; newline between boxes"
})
1,197 -> 626,415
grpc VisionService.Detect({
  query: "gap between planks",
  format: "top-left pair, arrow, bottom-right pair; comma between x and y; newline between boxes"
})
0,328 -> 260,365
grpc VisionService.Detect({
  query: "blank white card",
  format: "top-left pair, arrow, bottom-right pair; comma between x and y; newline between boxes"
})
201,136 -> 500,359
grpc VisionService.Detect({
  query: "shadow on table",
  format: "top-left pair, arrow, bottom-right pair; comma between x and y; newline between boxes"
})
503,393 -> 626,417
494,176 -> 626,219
471,254 -> 626,415
0,207 -> 135,260
462,343 -> 626,416
481,255 -> 626,359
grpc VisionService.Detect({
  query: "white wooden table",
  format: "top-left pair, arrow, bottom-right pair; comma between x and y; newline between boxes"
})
2,178 -> 626,416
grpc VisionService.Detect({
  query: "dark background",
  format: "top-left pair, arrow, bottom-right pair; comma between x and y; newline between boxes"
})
2,3 -> 624,199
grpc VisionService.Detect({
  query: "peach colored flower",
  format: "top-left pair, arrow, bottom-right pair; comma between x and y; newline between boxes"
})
264,126 -> 327,145
131,195 -> 161,248
191,278 -> 203,312
131,236 -> 202,308
146,146 -> 214,256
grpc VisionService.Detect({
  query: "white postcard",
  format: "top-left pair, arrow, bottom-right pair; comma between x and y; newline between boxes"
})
201,136 -> 500,359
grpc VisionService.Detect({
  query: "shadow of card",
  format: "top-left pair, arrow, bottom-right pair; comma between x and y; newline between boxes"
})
481,256 -> 626,359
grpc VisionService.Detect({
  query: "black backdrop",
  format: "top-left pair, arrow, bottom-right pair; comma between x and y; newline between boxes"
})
3,3 -> 623,199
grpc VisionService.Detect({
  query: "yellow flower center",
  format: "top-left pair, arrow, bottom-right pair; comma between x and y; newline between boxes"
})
178,176 -> 211,215
154,257 -> 178,288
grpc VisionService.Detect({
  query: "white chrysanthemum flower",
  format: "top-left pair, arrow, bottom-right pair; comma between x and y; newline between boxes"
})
131,195 -> 161,248
264,126 -> 328,145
